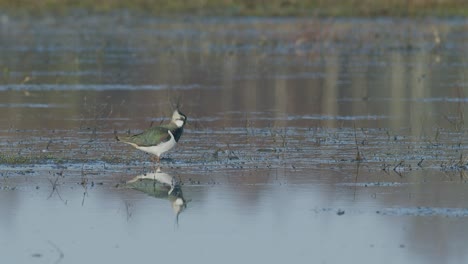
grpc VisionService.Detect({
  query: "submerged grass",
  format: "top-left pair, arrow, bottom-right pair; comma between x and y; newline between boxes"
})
0,0 -> 466,17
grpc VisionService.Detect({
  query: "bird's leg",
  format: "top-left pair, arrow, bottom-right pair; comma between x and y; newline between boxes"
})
151,156 -> 160,172
155,156 -> 161,171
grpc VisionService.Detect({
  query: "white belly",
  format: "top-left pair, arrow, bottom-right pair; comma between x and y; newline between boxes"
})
136,132 -> 177,157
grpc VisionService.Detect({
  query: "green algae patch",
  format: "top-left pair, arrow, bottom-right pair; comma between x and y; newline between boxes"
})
0,153 -> 63,165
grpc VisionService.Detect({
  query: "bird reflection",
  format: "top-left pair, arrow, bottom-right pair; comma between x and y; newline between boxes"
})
126,170 -> 186,224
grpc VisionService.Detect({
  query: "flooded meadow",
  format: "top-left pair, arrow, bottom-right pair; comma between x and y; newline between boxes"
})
1,15 -> 468,263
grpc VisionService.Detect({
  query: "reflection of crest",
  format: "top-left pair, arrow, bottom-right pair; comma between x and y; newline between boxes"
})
126,170 -> 186,222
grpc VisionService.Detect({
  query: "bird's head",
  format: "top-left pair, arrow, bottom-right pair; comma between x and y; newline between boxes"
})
171,109 -> 187,128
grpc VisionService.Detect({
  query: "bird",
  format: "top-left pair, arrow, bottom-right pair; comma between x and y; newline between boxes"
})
126,170 -> 186,225
115,109 -> 186,168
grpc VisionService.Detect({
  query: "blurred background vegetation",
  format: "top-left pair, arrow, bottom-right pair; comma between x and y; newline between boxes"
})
0,0 -> 467,16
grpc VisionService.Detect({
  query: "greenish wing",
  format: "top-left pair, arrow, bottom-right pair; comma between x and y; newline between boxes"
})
123,126 -> 171,147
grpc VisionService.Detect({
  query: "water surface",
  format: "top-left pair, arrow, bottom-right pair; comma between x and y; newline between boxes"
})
1,15 -> 468,264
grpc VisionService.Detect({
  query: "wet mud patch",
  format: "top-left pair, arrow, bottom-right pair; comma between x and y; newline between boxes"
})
1,126 -> 468,175
376,207 -> 468,217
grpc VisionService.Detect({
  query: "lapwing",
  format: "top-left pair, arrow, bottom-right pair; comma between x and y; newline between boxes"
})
127,170 -> 186,224
116,109 -> 186,167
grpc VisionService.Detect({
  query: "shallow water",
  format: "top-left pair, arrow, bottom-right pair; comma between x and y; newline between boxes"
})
1,15 -> 468,264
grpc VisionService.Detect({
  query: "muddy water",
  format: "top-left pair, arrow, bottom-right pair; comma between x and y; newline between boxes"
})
1,16 -> 468,263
